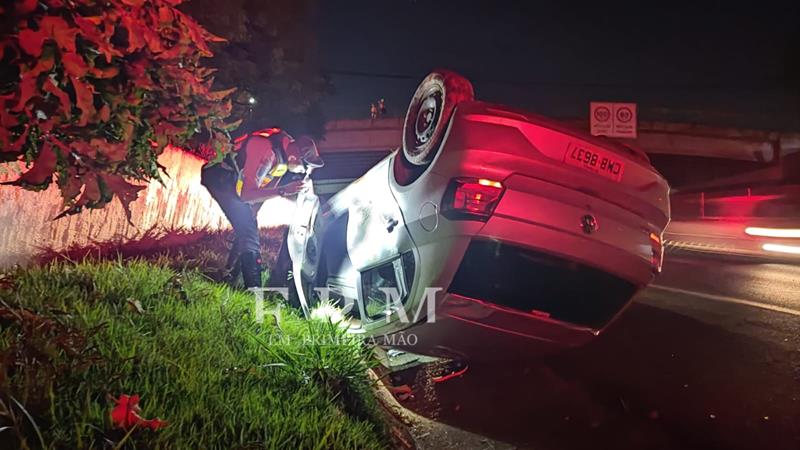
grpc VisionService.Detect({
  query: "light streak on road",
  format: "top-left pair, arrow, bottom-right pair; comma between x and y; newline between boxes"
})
762,243 -> 800,255
744,227 -> 800,238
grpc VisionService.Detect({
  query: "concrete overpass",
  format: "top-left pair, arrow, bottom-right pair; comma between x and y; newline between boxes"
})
313,116 -> 800,193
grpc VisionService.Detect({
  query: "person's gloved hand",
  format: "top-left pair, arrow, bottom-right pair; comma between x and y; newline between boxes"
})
278,180 -> 306,196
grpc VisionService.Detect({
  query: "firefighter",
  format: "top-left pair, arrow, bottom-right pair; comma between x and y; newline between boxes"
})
200,127 -> 321,288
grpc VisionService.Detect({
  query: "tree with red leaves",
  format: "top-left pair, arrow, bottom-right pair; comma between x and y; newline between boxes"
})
0,0 -> 239,219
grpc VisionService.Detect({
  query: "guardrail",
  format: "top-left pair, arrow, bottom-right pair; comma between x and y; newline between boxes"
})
665,219 -> 800,262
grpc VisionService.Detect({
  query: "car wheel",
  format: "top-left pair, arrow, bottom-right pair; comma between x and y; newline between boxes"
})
402,70 -> 474,166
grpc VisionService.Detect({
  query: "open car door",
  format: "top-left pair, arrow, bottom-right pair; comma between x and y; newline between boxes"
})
300,156 -> 419,336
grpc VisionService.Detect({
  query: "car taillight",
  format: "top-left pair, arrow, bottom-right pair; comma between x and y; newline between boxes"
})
442,177 -> 505,221
649,232 -> 663,273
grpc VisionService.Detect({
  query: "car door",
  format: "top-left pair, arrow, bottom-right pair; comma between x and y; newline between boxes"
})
333,156 -> 418,334
287,178 -> 324,314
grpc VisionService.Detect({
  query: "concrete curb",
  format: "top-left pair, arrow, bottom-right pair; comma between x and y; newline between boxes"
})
368,370 -> 516,450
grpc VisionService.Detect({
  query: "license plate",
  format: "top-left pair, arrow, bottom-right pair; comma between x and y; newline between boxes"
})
565,143 -> 625,182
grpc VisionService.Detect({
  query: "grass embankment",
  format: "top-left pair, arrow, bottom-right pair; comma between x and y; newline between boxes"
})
0,259 -> 387,449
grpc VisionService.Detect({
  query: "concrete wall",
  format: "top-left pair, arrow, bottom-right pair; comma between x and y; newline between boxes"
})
0,147 -> 230,267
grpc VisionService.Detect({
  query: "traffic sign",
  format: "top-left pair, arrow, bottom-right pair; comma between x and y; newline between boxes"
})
590,102 -> 637,138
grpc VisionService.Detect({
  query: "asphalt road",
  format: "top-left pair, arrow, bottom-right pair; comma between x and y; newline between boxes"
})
390,251 -> 800,450
654,250 -> 800,315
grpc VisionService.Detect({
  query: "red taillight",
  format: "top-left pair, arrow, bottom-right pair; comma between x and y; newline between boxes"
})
442,177 -> 505,221
649,232 -> 663,273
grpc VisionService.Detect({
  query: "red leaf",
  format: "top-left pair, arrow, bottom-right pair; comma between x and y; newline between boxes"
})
77,174 -> 101,207
72,15 -> 121,63
124,58 -> 147,79
120,120 -> 135,146
17,0 -> 38,14
203,30 -> 226,44
175,11 -> 214,56
101,174 -> 144,222
25,53 -> 55,78
37,116 -> 57,134
18,28 -> 47,57
61,52 -> 89,77
49,135 -> 70,154
90,138 -> 127,162
222,118 -> 242,132
144,28 -> 165,54
154,121 -> 184,137
157,103 -> 178,119
98,104 -> 110,122
72,15 -> 103,43
120,0 -> 145,6
69,76 -> 95,126
53,173 -> 107,217
207,87 -> 236,101
42,78 -> 70,110
0,105 -> 20,129
195,66 -> 217,79
41,16 -> 77,53
89,65 -> 119,79
157,6 -> 174,24
20,141 -> 57,186
98,39 -> 122,64
71,140 -> 98,159
58,166 -> 82,205
121,13 -> 146,52
110,394 -> 168,431
154,42 -> 186,61
12,74 -> 37,112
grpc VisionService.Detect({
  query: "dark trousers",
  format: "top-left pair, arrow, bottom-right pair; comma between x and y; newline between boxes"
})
200,164 -> 291,287
200,164 -> 262,256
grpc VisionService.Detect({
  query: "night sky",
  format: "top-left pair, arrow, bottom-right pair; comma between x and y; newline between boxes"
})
315,0 -> 800,130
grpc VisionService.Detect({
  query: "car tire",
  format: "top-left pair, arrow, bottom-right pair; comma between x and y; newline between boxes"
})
402,70 -> 474,166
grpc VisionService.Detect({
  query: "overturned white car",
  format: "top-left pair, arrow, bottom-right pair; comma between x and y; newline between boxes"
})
287,70 -> 670,359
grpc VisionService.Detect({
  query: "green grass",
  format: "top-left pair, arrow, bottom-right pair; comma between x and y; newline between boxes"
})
0,259 -> 387,449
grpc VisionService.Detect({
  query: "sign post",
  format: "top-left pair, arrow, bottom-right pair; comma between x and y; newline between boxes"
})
590,102 -> 637,138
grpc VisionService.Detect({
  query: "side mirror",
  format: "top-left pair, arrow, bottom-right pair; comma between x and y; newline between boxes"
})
303,154 -> 325,169
289,135 -> 324,169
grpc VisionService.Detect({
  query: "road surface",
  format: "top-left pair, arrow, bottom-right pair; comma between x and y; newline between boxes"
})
389,251 -> 800,450
653,249 -> 800,315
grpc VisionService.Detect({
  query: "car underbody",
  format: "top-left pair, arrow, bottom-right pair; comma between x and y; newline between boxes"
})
287,72 -> 670,360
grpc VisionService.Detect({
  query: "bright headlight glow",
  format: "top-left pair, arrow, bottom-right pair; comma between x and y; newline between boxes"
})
745,227 -> 800,238
762,243 -> 800,255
